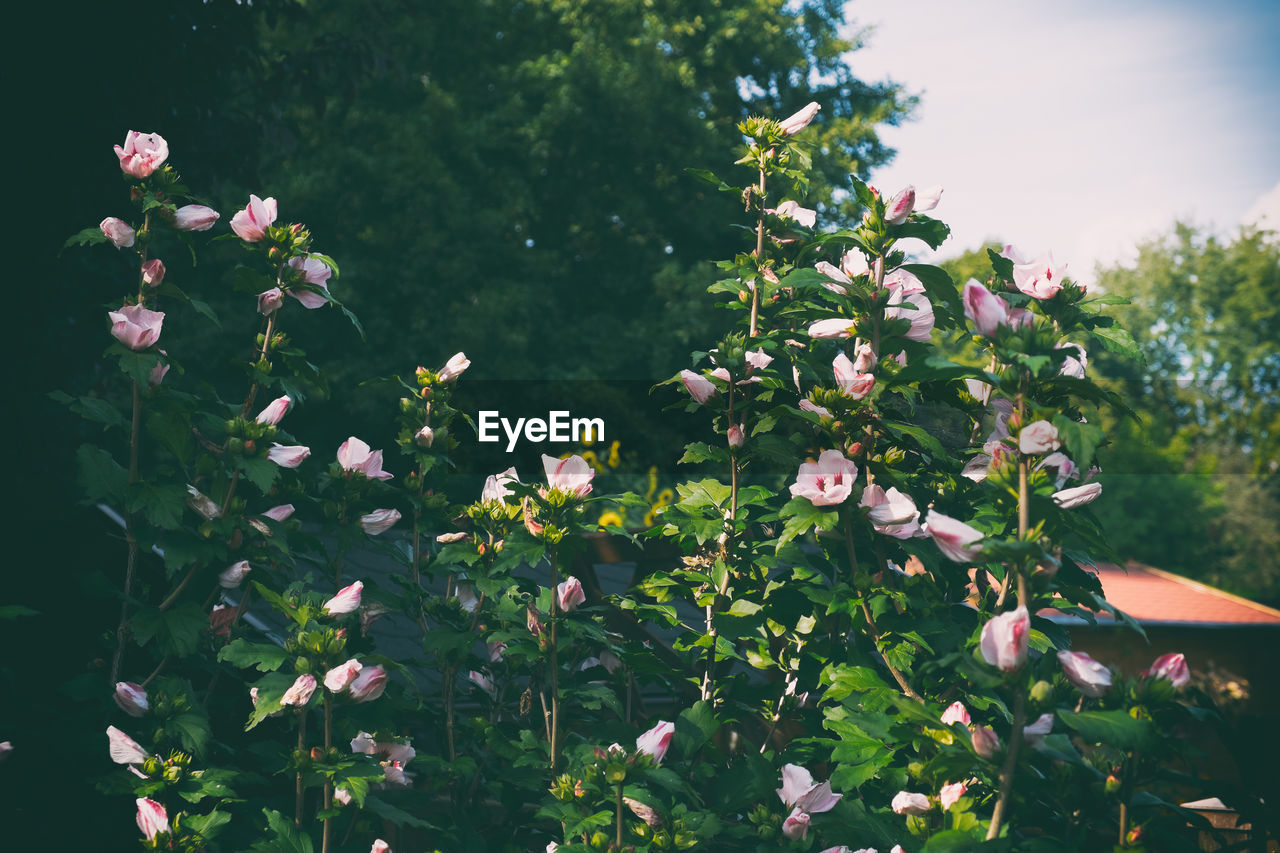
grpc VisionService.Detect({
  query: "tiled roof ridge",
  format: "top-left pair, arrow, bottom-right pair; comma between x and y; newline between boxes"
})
1121,560 -> 1280,620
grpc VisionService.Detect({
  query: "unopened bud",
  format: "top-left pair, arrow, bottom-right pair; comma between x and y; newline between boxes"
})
130,187 -> 143,201
1030,680 -> 1054,704
242,439 -> 256,455
1105,774 -> 1121,794
415,426 -> 434,448
738,289 -> 750,303
310,746 -> 324,761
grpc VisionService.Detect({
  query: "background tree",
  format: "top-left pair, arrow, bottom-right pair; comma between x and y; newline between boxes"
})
1092,224 -> 1280,603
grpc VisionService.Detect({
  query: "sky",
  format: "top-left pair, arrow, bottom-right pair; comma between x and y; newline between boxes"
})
844,0 -> 1280,284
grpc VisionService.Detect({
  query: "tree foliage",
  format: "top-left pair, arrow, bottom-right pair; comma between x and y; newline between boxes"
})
1093,224 -> 1280,601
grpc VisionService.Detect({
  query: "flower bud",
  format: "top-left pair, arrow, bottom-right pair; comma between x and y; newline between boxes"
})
415,425 -> 434,448
141,259 -> 166,288
173,204 -> 220,231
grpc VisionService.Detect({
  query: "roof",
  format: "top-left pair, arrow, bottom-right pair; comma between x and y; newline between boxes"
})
1051,562 -> 1280,627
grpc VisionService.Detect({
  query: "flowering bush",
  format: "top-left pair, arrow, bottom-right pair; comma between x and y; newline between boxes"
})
58,113 -> 1226,853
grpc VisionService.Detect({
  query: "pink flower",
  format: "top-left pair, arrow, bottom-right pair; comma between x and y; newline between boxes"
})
636,720 -> 675,764
939,701 -> 971,727
782,807 -> 811,841
337,436 -> 393,481
1054,482 -> 1102,509
680,369 -> 719,404
891,791 -> 931,815
852,342 -> 877,373
334,788 -> 353,806
148,352 -> 170,388
777,764 -> 842,813
833,352 -> 875,399
114,682 -> 149,717
173,204 -> 220,231
884,185 -> 916,225
966,378 -> 992,405
281,673 -> 317,706
1019,420 -> 1060,454
286,255 -> 333,308
257,287 -> 284,315
771,200 -> 817,228
350,732 -> 377,754
779,101 -> 821,135
481,466 -> 519,502
324,581 -> 364,615
1058,650 -> 1112,698
1057,342 -> 1088,378
1023,713 -> 1055,749
267,443 -> 310,468
808,318 -> 856,339
109,304 -> 164,350
915,185 -> 944,212
107,726 -> 150,765
438,352 -> 471,383
543,454 -> 594,498
745,348 -> 774,372
230,194 -> 277,242
557,576 -> 586,612
924,510 -> 984,562
135,797 -> 170,841
799,399 -> 833,420
349,665 -> 388,702
884,277 -> 935,342
371,841 -> 392,853
789,449 -> 859,507
324,659 -> 364,693
141,259 -> 165,288
255,394 -> 291,426
972,725 -> 1000,758
1011,251 -> 1068,300
962,279 -> 1011,337
468,669 -> 497,698
114,131 -> 169,179
727,423 -> 744,448
100,217 -> 136,248
939,781 -> 967,811
360,508 -> 401,536
262,504 -> 295,522
1143,652 -> 1190,688
815,260 -> 852,294
861,485 -> 921,538
980,606 -> 1030,672
219,560 -> 252,589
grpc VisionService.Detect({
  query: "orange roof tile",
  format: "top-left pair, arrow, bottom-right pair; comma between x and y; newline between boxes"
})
1050,562 -> 1280,626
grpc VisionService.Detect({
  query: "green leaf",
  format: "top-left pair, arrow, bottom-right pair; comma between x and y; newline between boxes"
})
0,605 -> 38,620
245,673 -> 296,731
895,216 -> 950,250
920,829 -> 981,852
883,420 -> 947,458
218,638 -> 290,672
116,349 -> 163,387
1091,324 -> 1143,362
672,700 -> 718,760
776,496 -> 839,548
237,455 -> 279,494
169,711 -> 213,757
724,599 -> 762,617
62,226 -> 111,251
131,603 -> 205,657
185,810 -> 232,840
1059,709 -> 1156,751
51,391 -> 126,431
362,795 -> 438,830
902,263 -> 962,318
76,444 -> 128,504
126,482 -> 188,528
247,808 -> 315,853
1052,415 -> 1106,472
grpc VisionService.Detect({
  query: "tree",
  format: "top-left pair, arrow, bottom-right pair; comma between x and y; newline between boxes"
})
1093,224 -> 1280,602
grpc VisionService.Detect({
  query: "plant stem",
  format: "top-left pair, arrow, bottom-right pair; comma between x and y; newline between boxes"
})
110,380 -> 143,683
985,689 -> 1027,839
616,781 -> 625,848
322,694 -> 333,853
295,709 -> 307,827
548,544 -> 561,771
845,513 -> 923,703
749,164 -> 766,338
445,666 -> 458,762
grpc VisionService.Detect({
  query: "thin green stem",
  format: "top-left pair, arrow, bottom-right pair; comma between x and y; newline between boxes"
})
295,709 -> 307,826
986,689 -> 1027,839
549,544 -> 561,771
749,164 -> 766,338
322,695 -> 333,853
616,781 -> 625,848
